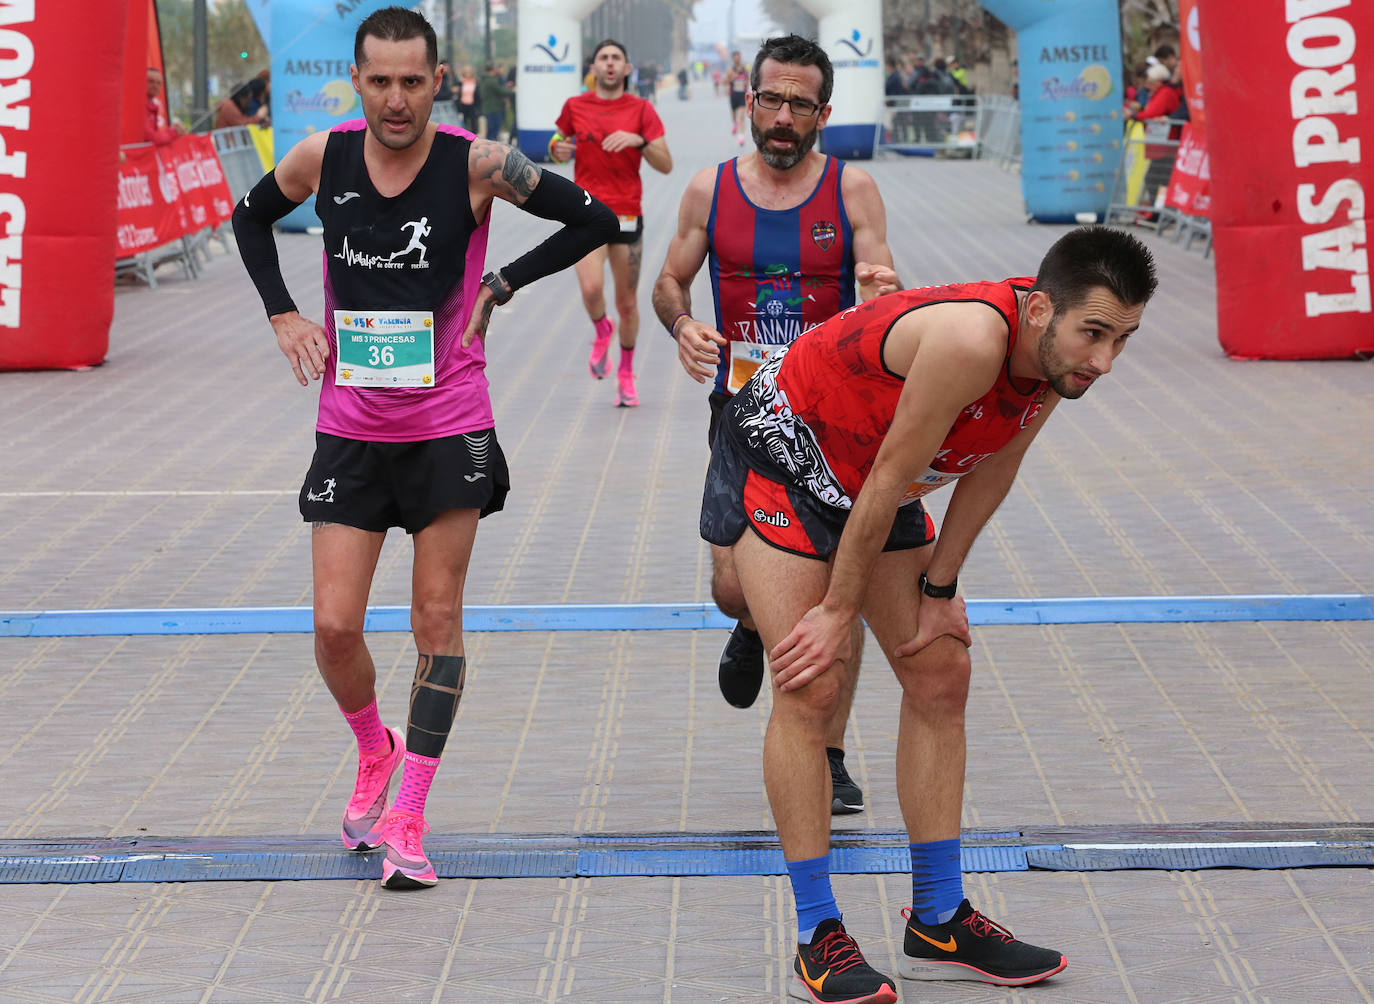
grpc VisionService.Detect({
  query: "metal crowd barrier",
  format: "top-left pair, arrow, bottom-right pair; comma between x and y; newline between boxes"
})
973,94 -> 1021,171
876,94 -> 981,157
210,125 -> 268,203
1104,120 -> 1211,257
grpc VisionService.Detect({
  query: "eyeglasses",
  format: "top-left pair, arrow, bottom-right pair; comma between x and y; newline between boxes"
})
752,90 -> 821,118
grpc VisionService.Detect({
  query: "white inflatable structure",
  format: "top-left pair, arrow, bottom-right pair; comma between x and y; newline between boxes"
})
516,0 -> 884,160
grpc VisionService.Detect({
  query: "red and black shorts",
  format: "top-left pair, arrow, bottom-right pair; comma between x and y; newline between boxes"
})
699,427 -> 935,560
300,428 -> 509,534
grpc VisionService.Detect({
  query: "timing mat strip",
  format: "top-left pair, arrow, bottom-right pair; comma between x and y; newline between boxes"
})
2,595 -> 1371,638
2,824 -> 1371,885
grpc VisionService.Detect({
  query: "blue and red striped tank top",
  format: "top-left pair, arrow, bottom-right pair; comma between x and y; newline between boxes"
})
705,155 -> 855,396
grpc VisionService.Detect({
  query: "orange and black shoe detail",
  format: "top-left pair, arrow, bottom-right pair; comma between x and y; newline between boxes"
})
788,918 -> 897,1004
899,900 -> 1067,986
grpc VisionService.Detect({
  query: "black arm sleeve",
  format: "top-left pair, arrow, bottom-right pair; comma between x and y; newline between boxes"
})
499,169 -> 619,292
231,170 -> 305,318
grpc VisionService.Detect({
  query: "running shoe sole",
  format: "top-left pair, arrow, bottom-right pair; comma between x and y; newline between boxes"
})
787,979 -> 898,1003
381,860 -> 438,890
898,954 -> 1067,984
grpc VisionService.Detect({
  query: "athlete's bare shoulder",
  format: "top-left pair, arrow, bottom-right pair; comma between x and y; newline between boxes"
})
468,137 -> 542,204
275,129 -> 330,198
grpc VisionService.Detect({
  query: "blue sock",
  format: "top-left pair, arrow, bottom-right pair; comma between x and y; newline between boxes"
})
786,854 -> 838,944
911,838 -> 963,925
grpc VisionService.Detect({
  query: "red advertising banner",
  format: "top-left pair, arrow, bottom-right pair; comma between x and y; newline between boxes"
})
1163,122 -> 1210,216
1177,0 -> 1206,132
0,0 -> 127,371
1199,0 -> 1374,359
115,135 -> 234,258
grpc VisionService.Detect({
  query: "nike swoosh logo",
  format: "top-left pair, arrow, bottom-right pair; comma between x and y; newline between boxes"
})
242,191 -> 250,208
333,192 -> 361,204
911,929 -> 957,952
582,189 -> 591,205
463,473 -> 486,482
798,960 -> 830,993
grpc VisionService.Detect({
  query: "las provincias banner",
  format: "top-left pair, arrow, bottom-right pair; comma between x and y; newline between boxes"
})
1164,0 -> 1209,217
1200,0 -> 1373,359
0,0 -> 127,371
116,135 -> 236,258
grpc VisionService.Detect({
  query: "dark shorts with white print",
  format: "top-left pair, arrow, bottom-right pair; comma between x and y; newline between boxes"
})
699,425 -> 935,560
300,429 -> 510,534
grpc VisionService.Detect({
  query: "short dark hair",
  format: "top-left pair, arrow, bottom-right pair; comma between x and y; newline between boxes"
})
355,6 -> 437,69
751,35 -> 834,106
591,38 -> 627,62
1032,226 -> 1158,315
1153,43 -> 1177,60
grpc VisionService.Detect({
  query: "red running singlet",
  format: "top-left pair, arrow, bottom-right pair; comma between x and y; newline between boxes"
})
725,278 -> 1050,510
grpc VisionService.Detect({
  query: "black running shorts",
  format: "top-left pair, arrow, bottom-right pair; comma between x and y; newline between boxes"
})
700,426 -> 935,560
299,428 -> 510,534
605,214 -> 644,246
707,390 -> 732,448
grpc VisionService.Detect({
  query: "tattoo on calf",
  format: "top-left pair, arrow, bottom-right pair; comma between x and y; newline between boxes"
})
311,521 -> 334,531
406,653 -> 467,758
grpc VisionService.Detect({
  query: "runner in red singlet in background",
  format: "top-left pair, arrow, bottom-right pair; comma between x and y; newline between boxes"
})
700,227 -> 1158,1003
551,39 -> 673,406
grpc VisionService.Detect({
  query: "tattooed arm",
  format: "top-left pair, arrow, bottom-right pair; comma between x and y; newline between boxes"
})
462,138 -> 619,346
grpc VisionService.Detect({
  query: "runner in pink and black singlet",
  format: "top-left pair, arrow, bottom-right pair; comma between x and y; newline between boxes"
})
231,7 -> 615,894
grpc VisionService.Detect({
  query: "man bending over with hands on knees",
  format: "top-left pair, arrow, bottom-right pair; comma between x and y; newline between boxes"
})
700,226 -> 1157,1002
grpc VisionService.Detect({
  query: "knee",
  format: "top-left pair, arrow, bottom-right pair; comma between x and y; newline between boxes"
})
779,671 -> 844,730
615,292 -> 639,320
710,573 -> 749,621
895,640 -> 971,712
410,598 -> 462,651
314,616 -> 365,665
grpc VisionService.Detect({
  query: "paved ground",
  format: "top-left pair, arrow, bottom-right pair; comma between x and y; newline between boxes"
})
1,81 -> 1372,1002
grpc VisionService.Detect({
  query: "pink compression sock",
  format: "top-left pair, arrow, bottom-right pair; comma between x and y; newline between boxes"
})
618,346 -> 634,374
392,750 -> 441,817
341,699 -> 390,757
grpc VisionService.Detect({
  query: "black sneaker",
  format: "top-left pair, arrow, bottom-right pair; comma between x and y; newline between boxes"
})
899,900 -> 1067,985
789,918 -> 898,1004
717,623 -> 765,708
827,748 -> 865,815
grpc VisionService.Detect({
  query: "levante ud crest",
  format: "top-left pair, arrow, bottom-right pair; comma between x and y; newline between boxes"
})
811,220 -> 836,251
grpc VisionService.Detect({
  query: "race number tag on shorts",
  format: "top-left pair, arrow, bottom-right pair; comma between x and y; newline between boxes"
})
334,310 -> 435,388
727,340 -> 781,394
617,214 -> 639,233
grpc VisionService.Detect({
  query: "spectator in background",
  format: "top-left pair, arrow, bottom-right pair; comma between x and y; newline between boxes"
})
478,61 -> 514,141
637,61 -> 659,102
214,78 -> 270,129
1150,43 -> 1180,83
948,57 -> 971,94
1133,63 -> 1181,122
145,66 -> 184,145
505,63 -> 519,144
455,64 -> 479,133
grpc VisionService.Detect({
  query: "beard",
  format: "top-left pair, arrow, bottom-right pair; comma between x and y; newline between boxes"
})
1036,317 -> 1093,399
751,119 -> 817,169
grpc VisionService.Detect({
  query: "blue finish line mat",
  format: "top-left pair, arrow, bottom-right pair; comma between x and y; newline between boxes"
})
3,824 -> 1372,885
3,595 -> 1372,638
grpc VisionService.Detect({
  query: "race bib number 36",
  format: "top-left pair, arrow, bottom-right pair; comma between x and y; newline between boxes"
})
335,310 -> 436,388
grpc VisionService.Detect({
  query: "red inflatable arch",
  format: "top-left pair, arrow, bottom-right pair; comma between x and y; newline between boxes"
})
1200,0 -> 1373,359
0,1 -> 126,371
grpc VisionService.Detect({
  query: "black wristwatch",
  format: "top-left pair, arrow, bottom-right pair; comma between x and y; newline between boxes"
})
919,572 -> 958,599
481,269 -> 513,305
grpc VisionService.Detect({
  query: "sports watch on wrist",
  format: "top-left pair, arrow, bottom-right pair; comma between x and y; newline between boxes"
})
481,269 -> 513,305
918,572 -> 958,600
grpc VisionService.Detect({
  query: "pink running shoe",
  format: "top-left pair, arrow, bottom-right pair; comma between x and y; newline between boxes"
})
380,810 -> 437,889
616,369 -> 639,407
341,726 -> 404,851
589,318 -> 614,379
